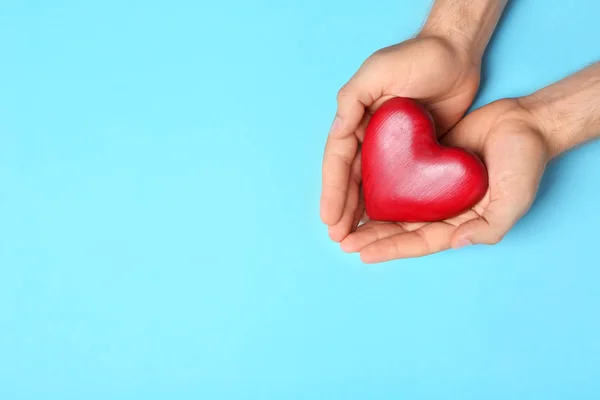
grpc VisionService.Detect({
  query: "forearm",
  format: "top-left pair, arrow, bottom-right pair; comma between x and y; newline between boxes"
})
520,62 -> 600,158
419,0 -> 509,64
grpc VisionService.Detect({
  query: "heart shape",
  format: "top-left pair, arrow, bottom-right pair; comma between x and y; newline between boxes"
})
362,97 -> 488,222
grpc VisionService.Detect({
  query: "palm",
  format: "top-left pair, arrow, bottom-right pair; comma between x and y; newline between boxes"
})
341,100 -> 549,263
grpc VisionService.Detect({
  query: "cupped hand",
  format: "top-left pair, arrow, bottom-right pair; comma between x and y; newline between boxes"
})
340,99 -> 550,263
320,35 -> 480,242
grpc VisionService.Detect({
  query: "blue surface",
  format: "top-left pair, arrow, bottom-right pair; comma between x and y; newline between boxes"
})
1,0 -> 599,398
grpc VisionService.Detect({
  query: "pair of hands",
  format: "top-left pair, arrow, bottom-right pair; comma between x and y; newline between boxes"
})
320,36 -> 549,263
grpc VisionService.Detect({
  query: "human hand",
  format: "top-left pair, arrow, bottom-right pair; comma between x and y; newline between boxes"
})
339,59 -> 600,263
340,99 -> 550,263
321,35 -> 480,242
320,0 -> 508,243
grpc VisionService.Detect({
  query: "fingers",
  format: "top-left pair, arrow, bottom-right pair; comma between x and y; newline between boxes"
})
360,222 -> 456,263
328,155 -> 362,242
320,134 -> 358,225
340,221 -> 406,253
333,64 -> 382,140
341,221 -> 456,263
320,66 -> 382,226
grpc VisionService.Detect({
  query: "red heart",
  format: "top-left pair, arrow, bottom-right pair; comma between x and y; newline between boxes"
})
362,97 -> 488,222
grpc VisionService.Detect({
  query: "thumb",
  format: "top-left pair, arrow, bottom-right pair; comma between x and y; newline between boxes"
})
449,118 -> 548,248
451,196 -> 532,248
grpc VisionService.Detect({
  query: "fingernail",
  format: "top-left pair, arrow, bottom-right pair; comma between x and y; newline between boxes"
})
329,116 -> 343,135
454,238 -> 472,249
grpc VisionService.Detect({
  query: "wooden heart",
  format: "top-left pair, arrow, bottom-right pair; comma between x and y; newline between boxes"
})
362,97 -> 488,222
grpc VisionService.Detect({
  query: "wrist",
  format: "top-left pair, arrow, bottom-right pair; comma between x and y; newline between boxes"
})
518,63 -> 600,158
517,94 -> 565,159
419,0 -> 508,66
416,29 -> 481,70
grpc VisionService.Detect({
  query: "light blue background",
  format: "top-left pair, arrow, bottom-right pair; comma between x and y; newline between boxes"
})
1,0 -> 599,398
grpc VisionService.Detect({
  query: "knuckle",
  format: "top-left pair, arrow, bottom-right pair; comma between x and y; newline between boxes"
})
336,85 -> 351,102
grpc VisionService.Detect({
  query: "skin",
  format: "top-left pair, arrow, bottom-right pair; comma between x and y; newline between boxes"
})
321,1 -> 508,245
342,98 -> 548,263
320,0 -> 600,263
342,62 -> 600,263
